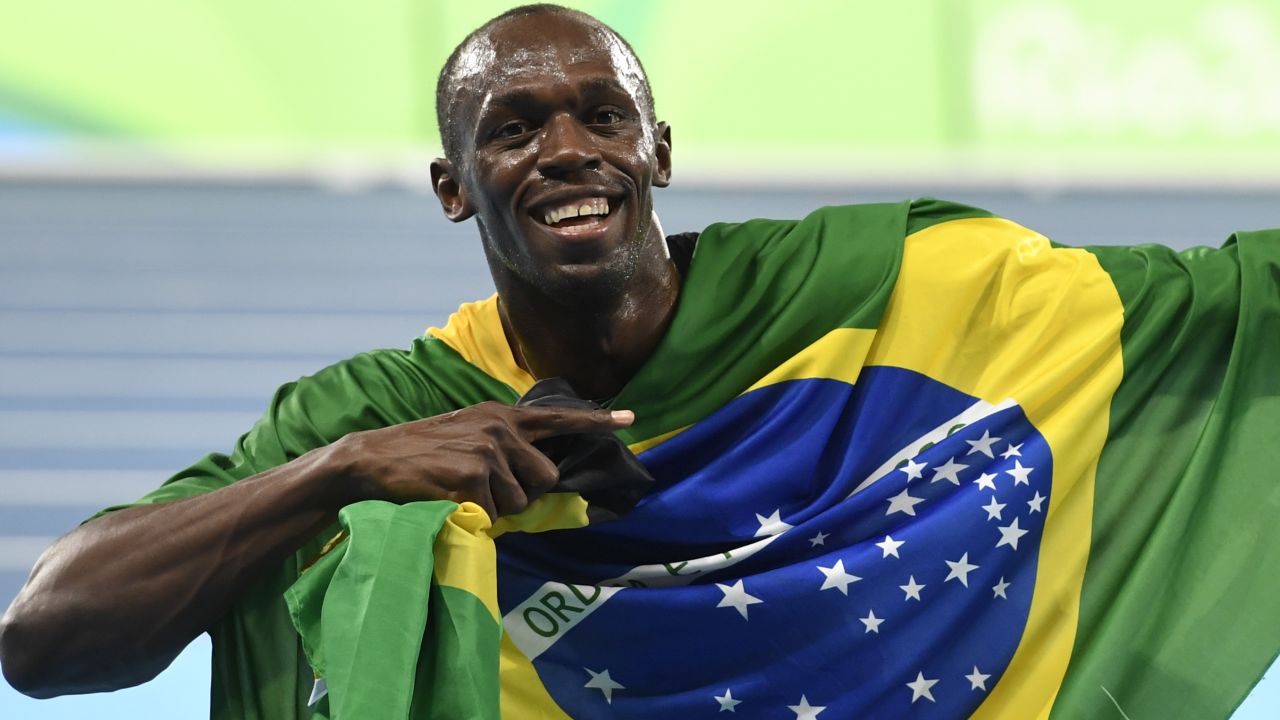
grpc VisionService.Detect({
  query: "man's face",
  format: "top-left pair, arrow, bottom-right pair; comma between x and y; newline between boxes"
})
436,13 -> 671,298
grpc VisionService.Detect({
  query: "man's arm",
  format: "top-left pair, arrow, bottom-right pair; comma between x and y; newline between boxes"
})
0,402 -> 632,698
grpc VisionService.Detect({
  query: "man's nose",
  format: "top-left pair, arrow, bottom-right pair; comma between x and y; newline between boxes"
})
536,113 -> 602,177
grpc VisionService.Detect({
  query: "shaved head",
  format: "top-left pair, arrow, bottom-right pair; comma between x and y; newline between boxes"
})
434,4 -> 656,168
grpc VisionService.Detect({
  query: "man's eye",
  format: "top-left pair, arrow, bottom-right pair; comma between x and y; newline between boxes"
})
494,121 -> 531,139
592,109 -> 624,125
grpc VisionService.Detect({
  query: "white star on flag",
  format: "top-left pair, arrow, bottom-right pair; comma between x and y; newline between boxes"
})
817,559 -> 861,595
875,534 -> 904,558
981,496 -> 1005,521
885,488 -> 925,516
860,609 -> 884,633
944,552 -> 979,587
754,509 -> 793,537
899,575 -> 925,601
1000,442 -> 1023,459
899,457 -> 927,480
965,429 -> 1002,458
584,667 -> 624,704
808,531 -> 829,547
906,672 -> 939,703
930,457 -> 968,485
996,517 -> 1029,551
714,688 -> 742,712
787,694 -> 826,719
1006,460 -> 1034,486
973,472 -> 997,492
992,577 -> 1011,599
1027,491 -> 1046,513
965,666 -> 991,691
716,580 -> 763,619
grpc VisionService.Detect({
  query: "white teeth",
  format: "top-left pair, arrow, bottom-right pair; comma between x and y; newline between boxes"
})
541,197 -> 610,226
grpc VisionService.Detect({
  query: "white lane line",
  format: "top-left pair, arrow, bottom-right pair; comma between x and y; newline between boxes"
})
0,356 -> 322,397
0,410 -> 260,449
0,536 -> 56,572
0,471 -> 167,506
0,310 -> 426,355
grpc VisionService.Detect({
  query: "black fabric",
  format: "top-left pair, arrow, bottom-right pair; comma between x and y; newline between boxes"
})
666,231 -> 699,278
517,377 -> 656,523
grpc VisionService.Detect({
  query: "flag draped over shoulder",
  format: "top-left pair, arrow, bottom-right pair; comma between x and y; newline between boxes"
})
96,200 -> 1280,719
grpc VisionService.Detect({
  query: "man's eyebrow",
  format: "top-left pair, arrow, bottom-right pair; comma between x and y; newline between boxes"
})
483,77 -> 636,114
486,88 -> 543,112
576,77 -> 633,98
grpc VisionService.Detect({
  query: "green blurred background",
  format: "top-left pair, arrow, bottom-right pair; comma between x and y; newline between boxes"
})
3,0 -> 1279,183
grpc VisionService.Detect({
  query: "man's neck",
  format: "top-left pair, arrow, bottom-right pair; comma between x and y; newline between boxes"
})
495,236 -> 681,401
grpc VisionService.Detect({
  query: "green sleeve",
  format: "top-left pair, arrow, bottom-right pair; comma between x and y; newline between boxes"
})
82,336 -> 503,719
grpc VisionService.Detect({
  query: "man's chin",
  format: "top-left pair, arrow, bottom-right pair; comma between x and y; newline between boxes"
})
487,212 -> 649,304
535,255 -> 637,304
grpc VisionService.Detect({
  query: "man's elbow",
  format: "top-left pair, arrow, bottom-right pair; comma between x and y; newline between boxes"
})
0,600 -> 159,698
0,607 -> 60,698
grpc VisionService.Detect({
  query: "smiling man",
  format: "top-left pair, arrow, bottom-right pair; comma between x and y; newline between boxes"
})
3,4 -> 1279,719
431,5 -> 678,402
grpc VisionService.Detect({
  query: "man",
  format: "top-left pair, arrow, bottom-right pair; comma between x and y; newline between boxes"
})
2,4 -> 1278,718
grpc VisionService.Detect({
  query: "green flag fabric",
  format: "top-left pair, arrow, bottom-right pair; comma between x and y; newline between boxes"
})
1055,234 -> 1280,717
283,500 -> 501,720
91,199 -> 1279,718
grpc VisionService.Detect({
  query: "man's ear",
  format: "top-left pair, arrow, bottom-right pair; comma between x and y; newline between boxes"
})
653,122 -> 672,188
429,158 -> 476,222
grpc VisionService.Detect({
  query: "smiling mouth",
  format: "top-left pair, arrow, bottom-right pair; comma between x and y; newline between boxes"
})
532,196 -> 616,236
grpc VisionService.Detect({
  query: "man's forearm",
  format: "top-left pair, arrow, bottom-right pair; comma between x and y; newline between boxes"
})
0,447 -> 344,698
0,401 -> 630,698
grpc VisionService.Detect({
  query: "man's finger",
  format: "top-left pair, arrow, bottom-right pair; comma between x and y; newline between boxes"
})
514,405 -> 634,440
506,441 -> 561,500
488,461 -> 529,518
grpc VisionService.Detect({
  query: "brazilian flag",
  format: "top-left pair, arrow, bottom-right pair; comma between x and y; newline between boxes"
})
100,200 -> 1280,718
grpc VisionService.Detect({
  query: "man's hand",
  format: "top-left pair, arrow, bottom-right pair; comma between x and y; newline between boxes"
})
325,402 -> 635,519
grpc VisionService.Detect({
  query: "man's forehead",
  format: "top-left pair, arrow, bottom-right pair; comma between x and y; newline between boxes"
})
453,13 -> 647,111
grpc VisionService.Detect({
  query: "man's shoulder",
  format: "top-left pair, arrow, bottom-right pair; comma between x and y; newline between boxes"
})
289,326 -> 519,419
904,197 -> 996,236
285,343 -> 434,407
691,197 -> 996,245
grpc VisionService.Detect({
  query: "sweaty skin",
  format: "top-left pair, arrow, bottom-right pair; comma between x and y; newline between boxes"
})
0,9 -> 667,698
